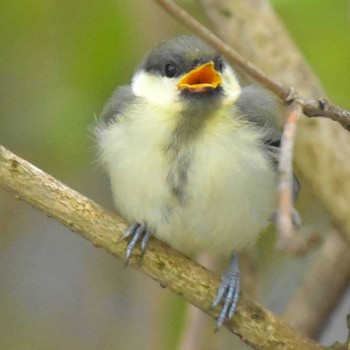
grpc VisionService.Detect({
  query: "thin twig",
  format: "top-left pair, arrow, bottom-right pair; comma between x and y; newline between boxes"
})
153,0 -> 290,100
0,145 -> 324,350
301,98 -> 350,131
276,104 -> 321,255
197,0 -> 350,247
277,103 -> 301,251
152,0 -> 350,131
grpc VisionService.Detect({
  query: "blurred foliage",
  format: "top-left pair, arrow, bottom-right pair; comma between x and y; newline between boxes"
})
272,0 -> 350,108
0,0 -> 349,349
1,1 -> 141,178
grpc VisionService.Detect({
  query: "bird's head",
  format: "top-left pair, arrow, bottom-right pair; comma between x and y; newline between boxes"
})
131,36 -> 241,110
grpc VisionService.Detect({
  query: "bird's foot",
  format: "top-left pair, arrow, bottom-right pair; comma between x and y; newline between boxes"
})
211,254 -> 240,331
120,222 -> 151,264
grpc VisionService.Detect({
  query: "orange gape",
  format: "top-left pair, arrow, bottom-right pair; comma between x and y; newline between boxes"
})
178,62 -> 222,92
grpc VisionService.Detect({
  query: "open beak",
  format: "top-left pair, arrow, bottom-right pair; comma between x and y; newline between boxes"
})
178,62 -> 222,93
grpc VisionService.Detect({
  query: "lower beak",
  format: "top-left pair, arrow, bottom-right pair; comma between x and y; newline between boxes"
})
178,62 -> 222,93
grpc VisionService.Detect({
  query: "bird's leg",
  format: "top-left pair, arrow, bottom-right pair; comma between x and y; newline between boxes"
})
211,253 -> 240,331
120,222 -> 151,264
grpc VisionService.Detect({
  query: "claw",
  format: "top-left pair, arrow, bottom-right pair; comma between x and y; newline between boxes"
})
120,222 -> 139,241
120,222 -> 151,265
141,230 -> 151,252
211,254 -> 240,331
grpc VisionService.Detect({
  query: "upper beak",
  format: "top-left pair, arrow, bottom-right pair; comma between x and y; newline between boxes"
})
178,62 -> 222,93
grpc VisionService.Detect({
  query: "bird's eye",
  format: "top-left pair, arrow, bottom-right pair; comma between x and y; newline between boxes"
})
214,57 -> 223,72
164,63 -> 177,78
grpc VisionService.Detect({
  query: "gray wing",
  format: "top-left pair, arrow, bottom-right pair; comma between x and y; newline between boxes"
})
99,85 -> 136,125
236,85 -> 283,145
236,85 -> 300,201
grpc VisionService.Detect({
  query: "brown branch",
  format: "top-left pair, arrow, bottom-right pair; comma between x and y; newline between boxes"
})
196,1 -> 350,339
152,0 -> 350,132
0,145 -> 325,350
197,0 -> 324,98
154,0 -> 350,342
153,0 -> 350,249
301,98 -> 350,131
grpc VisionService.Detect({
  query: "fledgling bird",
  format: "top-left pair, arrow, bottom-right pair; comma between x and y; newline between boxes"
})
95,35 -> 289,330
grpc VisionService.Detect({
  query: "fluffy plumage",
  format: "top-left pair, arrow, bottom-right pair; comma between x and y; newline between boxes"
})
96,36 -> 282,257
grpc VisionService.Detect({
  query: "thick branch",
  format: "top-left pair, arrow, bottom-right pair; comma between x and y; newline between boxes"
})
0,145 -> 324,350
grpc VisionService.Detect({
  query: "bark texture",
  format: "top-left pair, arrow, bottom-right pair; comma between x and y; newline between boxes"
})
0,145 -> 324,350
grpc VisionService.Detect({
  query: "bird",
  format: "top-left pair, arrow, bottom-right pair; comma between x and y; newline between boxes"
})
95,35 -> 297,330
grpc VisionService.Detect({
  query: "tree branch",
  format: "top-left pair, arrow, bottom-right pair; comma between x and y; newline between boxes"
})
205,0 -> 350,239
195,0 -> 350,337
152,0 -> 350,131
0,145 -> 324,349
147,0 -> 350,342
197,0 -> 324,98
302,98 -> 350,131
153,0 -> 289,100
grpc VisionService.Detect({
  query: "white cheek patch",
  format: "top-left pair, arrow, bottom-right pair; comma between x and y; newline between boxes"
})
132,71 -> 181,107
221,66 -> 241,103
131,67 -> 241,108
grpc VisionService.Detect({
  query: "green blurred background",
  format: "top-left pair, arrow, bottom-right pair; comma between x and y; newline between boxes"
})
0,1 -> 349,349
